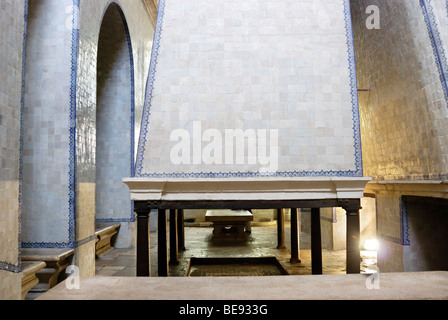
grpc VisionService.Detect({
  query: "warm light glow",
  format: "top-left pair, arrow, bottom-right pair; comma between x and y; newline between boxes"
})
364,239 -> 378,251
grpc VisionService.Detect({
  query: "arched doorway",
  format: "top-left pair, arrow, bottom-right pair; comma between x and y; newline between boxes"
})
95,3 -> 135,249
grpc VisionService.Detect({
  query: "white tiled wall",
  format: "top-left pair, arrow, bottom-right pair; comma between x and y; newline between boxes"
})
95,3 -> 134,248
137,0 -> 362,177
21,0 -> 74,245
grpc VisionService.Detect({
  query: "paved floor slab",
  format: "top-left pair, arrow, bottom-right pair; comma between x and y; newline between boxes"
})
38,271 -> 448,300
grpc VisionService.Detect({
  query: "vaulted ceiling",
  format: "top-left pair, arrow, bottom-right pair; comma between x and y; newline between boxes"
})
142,0 -> 159,26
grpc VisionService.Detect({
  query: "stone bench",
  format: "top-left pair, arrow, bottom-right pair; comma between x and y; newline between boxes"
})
21,261 -> 46,299
205,210 -> 253,241
95,223 -> 121,258
21,248 -> 74,292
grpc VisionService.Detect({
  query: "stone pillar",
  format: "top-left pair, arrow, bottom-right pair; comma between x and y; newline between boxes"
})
341,200 -> 362,274
135,202 -> 150,277
178,209 -> 186,251
290,208 -> 301,263
277,209 -> 286,249
158,209 -> 169,276
311,208 -> 323,275
169,209 -> 179,265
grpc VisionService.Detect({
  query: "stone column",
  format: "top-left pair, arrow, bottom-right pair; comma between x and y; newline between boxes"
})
341,200 -> 362,274
290,208 -> 301,263
277,209 -> 286,249
169,209 -> 179,265
135,202 -> 150,277
311,208 -> 323,275
158,209 -> 169,276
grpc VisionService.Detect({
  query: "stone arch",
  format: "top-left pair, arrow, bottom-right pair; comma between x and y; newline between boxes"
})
95,2 -> 135,248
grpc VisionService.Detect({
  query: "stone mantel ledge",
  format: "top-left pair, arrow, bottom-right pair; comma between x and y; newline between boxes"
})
365,180 -> 448,198
123,177 -> 372,202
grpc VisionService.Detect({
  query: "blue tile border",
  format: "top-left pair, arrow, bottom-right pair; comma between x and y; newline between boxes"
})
68,0 -> 80,248
446,0 -> 448,20
135,0 -> 166,177
75,235 -> 96,248
344,0 -> 364,177
135,0 -> 363,178
420,0 -> 448,107
0,261 -> 20,274
400,197 -> 411,246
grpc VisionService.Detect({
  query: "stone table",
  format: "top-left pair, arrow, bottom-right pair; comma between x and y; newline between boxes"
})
205,210 -> 253,241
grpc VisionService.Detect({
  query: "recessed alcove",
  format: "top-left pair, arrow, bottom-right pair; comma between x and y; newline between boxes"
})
403,196 -> 448,272
96,3 -> 134,248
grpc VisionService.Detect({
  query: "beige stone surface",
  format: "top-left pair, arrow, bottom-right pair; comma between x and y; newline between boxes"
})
0,0 -> 26,300
38,271 -> 448,300
123,177 -> 371,201
21,248 -> 75,290
21,248 -> 75,262
0,271 -> 21,300
21,261 -> 46,300
352,0 -> 448,180
205,210 -> 253,222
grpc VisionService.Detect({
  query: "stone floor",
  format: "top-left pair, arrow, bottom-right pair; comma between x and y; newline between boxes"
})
25,222 -> 377,300
38,271 -> 448,300
36,223 -> 448,301
39,222 -> 448,301
95,222 -> 377,277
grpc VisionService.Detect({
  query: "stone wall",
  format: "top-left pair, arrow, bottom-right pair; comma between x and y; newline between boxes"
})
1,0 -> 155,294
3,0 -> 447,297
351,0 -> 448,272
20,0 -> 154,277
75,0 -> 154,277
351,0 -> 448,181
22,0 -> 75,247
0,0 -> 27,300
374,192 -> 404,272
